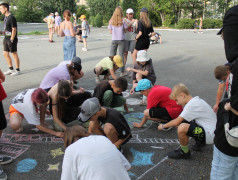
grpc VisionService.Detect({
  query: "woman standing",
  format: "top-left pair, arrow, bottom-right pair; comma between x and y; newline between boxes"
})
60,10 -> 76,61
132,8 -> 155,65
108,7 -> 127,77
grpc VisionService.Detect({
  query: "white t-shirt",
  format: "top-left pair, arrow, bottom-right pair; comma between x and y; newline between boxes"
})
11,89 -> 40,126
61,135 -> 131,180
179,96 -> 217,144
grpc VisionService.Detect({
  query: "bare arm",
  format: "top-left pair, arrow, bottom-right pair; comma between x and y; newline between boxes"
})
109,69 -> 117,80
135,31 -> 142,40
11,27 -> 16,41
224,102 -> 238,116
158,116 -> 184,131
213,83 -> 225,112
127,67 -> 149,76
109,29 -> 112,34
36,125 -> 64,137
0,69 -> 5,83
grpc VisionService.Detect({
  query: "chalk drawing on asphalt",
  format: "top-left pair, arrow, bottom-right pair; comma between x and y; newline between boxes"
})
47,162 -> 60,171
0,142 -> 30,159
31,128 -> 39,132
17,158 -> 37,173
128,172 -> 137,178
51,148 -> 64,158
130,148 -> 154,166
150,146 -> 165,149
126,98 -> 141,105
0,133 -> 64,143
125,112 -> 152,131
128,134 -> 179,144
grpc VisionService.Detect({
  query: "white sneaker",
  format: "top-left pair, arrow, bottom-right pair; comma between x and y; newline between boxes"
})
11,71 -> 20,76
82,47 -> 87,51
4,69 -> 14,75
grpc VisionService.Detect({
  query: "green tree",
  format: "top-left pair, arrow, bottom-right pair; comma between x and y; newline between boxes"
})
40,0 -> 76,17
121,0 -> 138,16
15,0 -> 43,22
94,14 -> 103,27
87,0 -> 119,22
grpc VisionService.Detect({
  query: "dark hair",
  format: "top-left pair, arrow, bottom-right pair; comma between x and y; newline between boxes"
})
31,88 -> 49,113
0,3 -> 9,11
64,125 -> 89,148
214,65 -> 229,80
114,77 -> 128,91
57,80 -> 72,119
67,64 -> 81,81
109,56 -> 114,61
63,10 -> 71,21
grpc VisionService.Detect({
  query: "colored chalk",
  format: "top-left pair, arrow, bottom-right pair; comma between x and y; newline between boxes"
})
17,158 -> 37,172
130,148 -> 154,166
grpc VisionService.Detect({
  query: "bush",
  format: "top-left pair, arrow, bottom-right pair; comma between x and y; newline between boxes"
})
177,19 -> 194,29
178,18 -> 223,29
94,14 -> 103,27
202,19 -> 222,29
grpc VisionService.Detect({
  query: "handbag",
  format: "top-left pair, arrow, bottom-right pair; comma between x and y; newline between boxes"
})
220,99 -> 238,148
0,83 -> 7,102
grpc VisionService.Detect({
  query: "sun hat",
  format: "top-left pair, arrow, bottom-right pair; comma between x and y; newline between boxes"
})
78,97 -> 101,122
136,50 -> 150,62
79,15 -> 86,19
113,55 -> 123,67
135,79 -> 152,92
55,12 -> 59,16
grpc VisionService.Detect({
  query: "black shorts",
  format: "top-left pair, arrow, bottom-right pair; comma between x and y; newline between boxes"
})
93,68 -> 109,75
0,101 -> 7,130
135,37 -> 150,50
3,36 -> 18,53
149,107 -> 172,121
183,120 -> 206,143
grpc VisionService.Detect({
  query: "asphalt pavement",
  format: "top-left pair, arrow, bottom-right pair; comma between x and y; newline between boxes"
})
0,24 -> 225,180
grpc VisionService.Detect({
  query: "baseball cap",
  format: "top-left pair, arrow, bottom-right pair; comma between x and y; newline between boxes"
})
136,50 -> 150,62
126,8 -> 134,14
140,7 -> 148,13
217,5 -> 238,35
72,56 -> 81,65
135,79 -> 152,92
113,55 -> 123,67
79,15 -> 86,19
78,97 -> 101,122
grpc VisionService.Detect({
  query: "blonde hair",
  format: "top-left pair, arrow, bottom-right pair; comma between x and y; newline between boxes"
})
170,83 -> 190,100
64,125 -> 89,148
109,6 -> 123,26
140,12 -> 151,28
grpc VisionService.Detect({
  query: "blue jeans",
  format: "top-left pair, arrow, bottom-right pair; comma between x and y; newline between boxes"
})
63,36 -> 76,61
210,145 -> 238,180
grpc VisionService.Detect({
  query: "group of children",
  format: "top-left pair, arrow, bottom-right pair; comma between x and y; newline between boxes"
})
1,5 -> 237,180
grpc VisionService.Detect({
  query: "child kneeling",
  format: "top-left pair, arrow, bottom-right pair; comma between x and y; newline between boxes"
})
158,84 -> 217,159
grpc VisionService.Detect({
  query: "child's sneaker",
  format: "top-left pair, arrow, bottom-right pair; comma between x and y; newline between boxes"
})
4,69 -> 14,75
11,70 -> 21,76
168,148 -> 191,159
95,77 -> 100,84
0,155 -> 13,165
82,47 -> 87,51
0,166 -> 7,180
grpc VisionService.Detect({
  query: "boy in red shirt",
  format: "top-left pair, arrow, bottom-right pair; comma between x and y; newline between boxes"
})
133,79 -> 182,128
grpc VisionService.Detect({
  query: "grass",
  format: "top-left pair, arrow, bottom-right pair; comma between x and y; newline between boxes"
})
18,31 -> 48,35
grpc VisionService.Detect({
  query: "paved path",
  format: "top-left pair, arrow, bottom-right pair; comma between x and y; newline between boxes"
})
0,26 -> 225,180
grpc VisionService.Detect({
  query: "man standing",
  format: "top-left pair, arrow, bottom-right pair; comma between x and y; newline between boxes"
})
0,3 -> 21,76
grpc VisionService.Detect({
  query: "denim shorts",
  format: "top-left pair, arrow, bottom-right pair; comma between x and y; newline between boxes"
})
210,145 -> 238,180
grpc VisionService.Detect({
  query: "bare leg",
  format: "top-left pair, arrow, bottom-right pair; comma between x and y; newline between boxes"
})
11,52 -> 20,69
104,123 -> 119,144
3,51 -> 13,67
177,123 -> 190,146
83,38 -> 87,48
132,49 -> 138,65
9,113 -> 24,131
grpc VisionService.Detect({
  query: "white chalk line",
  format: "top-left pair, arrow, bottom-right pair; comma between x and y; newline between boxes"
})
136,156 -> 168,180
